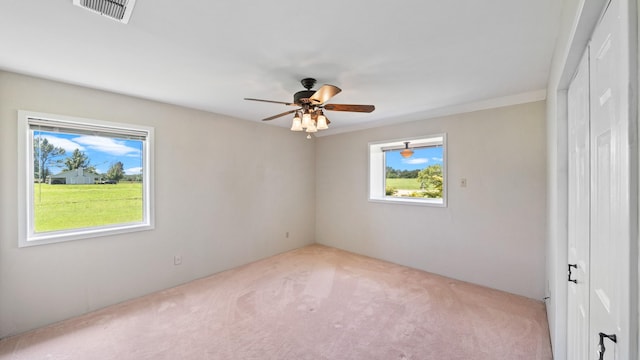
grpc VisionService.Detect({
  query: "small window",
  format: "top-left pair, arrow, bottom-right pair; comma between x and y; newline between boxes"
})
18,111 -> 154,247
369,134 -> 446,206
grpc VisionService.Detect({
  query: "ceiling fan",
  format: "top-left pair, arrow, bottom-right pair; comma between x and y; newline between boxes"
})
244,78 -> 375,137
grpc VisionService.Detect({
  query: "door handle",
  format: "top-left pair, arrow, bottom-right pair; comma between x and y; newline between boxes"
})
568,264 -> 578,283
597,332 -> 617,360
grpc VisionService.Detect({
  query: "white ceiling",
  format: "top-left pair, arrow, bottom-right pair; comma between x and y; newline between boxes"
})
0,0 -> 563,135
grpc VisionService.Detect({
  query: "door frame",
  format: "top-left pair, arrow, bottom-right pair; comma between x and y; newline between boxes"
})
546,0 -> 639,358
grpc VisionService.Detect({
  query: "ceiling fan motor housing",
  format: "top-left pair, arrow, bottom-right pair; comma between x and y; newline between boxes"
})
294,78 -> 318,104
293,90 -> 316,105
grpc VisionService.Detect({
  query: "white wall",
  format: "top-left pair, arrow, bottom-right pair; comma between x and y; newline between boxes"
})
0,71 -> 316,338
315,101 -> 547,299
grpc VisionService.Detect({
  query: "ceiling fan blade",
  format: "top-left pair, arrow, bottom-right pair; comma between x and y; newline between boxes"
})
262,109 -> 297,121
244,98 -> 296,106
309,85 -> 341,104
323,104 -> 375,113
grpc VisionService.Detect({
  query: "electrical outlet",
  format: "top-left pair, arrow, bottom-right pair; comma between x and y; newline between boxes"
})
460,178 -> 467,187
174,255 -> 182,266
286,231 -> 289,238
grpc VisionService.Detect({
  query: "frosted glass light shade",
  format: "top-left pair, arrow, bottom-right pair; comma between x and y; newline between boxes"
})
301,112 -> 312,129
306,121 -> 317,133
316,114 -> 328,130
290,114 -> 303,131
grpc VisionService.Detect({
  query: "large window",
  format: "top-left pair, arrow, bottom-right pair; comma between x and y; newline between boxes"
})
18,111 -> 154,247
369,134 -> 446,206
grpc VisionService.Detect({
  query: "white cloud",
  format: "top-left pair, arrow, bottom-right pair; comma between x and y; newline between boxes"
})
402,158 -> 429,165
125,167 -> 143,175
41,135 -> 84,152
432,157 -> 443,162
73,135 -> 140,156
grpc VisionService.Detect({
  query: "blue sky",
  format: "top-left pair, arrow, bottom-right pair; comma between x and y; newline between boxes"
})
386,146 -> 443,171
35,130 -> 143,175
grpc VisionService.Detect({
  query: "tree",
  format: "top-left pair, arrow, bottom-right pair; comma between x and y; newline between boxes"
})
34,137 -> 66,182
106,161 -> 125,182
417,164 -> 443,198
64,149 -> 96,173
386,166 -> 398,178
385,166 -> 420,179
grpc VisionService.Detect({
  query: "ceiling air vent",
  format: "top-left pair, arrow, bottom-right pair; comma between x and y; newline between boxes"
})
73,0 -> 137,24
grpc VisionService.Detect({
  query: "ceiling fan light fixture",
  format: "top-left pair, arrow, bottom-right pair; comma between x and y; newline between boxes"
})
400,142 -> 414,158
301,110 -> 312,129
290,112 -> 303,131
244,77 -> 375,137
316,111 -> 328,130
306,121 -> 317,133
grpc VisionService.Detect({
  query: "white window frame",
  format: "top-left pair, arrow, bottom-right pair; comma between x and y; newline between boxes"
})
368,134 -> 447,207
17,110 -> 155,247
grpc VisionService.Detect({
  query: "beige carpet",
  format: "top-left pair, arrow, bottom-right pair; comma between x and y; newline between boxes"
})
0,245 -> 551,359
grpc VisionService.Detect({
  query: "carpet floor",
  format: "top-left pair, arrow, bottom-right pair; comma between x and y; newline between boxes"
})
0,245 -> 552,359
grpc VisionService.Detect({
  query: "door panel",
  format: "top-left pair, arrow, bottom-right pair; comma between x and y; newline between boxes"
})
567,49 -> 590,360
588,0 -> 630,358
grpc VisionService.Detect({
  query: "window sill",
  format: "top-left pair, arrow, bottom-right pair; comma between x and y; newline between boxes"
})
20,222 -> 154,248
368,196 -> 446,207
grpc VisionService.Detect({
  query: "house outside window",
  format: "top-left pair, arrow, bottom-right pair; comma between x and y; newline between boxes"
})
369,134 -> 446,206
18,111 -> 154,247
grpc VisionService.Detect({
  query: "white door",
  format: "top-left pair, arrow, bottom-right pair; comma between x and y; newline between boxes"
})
589,0 -> 631,358
567,49 -> 591,360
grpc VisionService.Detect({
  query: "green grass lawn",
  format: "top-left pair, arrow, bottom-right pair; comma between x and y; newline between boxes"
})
385,178 -> 421,190
33,182 -> 143,232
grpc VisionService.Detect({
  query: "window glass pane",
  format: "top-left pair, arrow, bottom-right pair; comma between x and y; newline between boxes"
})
32,129 -> 144,233
369,134 -> 446,206
384,145 -> 444,199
